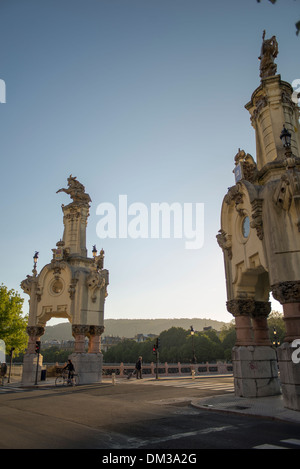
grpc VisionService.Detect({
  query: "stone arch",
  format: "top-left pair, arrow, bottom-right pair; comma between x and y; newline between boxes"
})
218,180 -> 274,349
34,261 -> 73,327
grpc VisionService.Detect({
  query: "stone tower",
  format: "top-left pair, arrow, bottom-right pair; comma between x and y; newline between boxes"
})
217,32 -> 300,410
21,175 -> 109,384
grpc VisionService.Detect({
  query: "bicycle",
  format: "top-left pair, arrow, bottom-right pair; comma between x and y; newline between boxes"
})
55,371 -> 79,387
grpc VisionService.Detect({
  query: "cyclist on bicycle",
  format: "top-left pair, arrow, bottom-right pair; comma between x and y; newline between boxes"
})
63,359 -> 75,384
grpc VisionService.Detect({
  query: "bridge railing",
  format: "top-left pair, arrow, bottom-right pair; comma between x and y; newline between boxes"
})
102,361 -> 233,377
8,361 -> 233,380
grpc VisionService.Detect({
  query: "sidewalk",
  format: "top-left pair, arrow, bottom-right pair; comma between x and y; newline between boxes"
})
192,393 -> 300,424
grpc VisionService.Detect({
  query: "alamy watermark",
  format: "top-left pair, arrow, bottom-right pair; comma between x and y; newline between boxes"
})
96,195 -> 204,250
292,339 -> 300,364
0,79 -> 6,103
292,79 -> 300,121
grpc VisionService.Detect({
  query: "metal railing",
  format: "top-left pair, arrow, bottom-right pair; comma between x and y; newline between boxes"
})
102,361 -> 233,377
7,361 -> 233,381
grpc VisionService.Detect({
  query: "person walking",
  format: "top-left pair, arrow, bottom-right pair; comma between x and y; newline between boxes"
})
135,356 -> 142,379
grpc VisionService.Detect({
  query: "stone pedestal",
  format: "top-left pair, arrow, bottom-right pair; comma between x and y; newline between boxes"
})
232,346 -> 281,397
69,352 -> 103,384
22,353 -> 43,385
277,342 -> 300,411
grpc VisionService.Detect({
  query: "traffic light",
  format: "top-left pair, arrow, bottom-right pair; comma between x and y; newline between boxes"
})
35,341 -> 41,354
156,338 -> 160,349
153,343 -> 157,354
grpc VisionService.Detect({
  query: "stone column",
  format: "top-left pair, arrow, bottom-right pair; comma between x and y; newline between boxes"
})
251,301 -> 272,346
72,325 -> 89,352
226,299 -> 254,346
22,326 -> 45,385
227,298 -> 280,397
272,281 -> 300,342
272,281 -> 300,410
70,324 -> 104,384
87,326 -> 104,353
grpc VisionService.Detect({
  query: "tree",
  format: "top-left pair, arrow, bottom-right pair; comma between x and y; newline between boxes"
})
0,284 -> 28,358
219,323 -> 236,361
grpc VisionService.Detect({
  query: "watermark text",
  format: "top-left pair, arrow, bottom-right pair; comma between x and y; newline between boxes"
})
96,195 -> 204,250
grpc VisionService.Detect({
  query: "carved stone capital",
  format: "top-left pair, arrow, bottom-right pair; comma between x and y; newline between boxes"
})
272,281 -> 300,304
72,324 -> 90,337
251,301 -> 271,318
87,325 -> 105,337
226,299 -> 255,317
26,326 -> 45,338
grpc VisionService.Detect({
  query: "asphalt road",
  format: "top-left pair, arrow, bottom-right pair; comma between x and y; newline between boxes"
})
0,375 -> 299,453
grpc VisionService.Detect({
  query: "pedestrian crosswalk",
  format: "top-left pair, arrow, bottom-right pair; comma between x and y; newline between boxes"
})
253,438 -> 300,449
0,386 -> 24,394
130,378 -> 235,393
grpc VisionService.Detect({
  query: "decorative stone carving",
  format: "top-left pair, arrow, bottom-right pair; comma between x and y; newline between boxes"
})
20,275 -> 35,295
234,149 -> 258,183
57,174 -> 91,207
87,325 -> 105,337
251,301 -> 271,318
72,324 -> 90,336
252,96 -> 268,124
68,277 -> 78,300
273,162 -> 300,230
226,298 -> 255,316
216,229 -> 232,259
272,281 -> 300,304
250,199 -> 264,240
224,184 -> 245,216
26,326 -> 45,337
259,30 -> 278,79
87,269 -> 108,303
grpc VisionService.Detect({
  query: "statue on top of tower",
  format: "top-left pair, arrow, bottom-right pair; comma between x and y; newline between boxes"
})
259,30 -> 278,79
57,175 -> 91,206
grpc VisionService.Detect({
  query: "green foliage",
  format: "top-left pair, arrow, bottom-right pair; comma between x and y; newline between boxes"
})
0,284 -> 28,357
103,325 -> 236,363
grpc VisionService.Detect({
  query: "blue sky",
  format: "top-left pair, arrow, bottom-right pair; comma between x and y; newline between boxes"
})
0,0 -> 299,325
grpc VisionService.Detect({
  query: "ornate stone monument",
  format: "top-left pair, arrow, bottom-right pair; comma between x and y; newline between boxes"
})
217,32 -> 300,409
21,176 -> 109,385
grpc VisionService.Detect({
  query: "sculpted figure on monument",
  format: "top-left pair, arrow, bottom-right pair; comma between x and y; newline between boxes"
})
259,30 -> 278,79
57,175 -> 91,206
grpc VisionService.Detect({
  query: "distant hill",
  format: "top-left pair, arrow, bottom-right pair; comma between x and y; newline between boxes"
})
42,317 -> 230,342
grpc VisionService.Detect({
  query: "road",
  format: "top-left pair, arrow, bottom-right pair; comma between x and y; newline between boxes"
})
0,375 -> 299,452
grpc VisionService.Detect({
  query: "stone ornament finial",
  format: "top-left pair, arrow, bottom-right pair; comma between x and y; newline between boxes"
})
259,30 -> 278,79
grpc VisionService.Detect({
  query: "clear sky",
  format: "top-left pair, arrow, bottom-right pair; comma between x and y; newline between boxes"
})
0,0 -> 299,325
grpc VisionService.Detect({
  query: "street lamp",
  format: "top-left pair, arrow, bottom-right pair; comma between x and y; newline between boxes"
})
280,125 -> 291,148
190,326 -> 196,364
92,245 -> 97,259
272,327 -> 280,348
32,251 -> 39,276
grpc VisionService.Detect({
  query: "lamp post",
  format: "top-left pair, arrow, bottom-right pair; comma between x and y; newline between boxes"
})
190,326 -> 196,364
272,327 -> 280,348
32,251 -> 39,276
92,244 -> 97,259
280,125 -> 292,149
280,125 -> 293,160
7,347 -> 15,384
